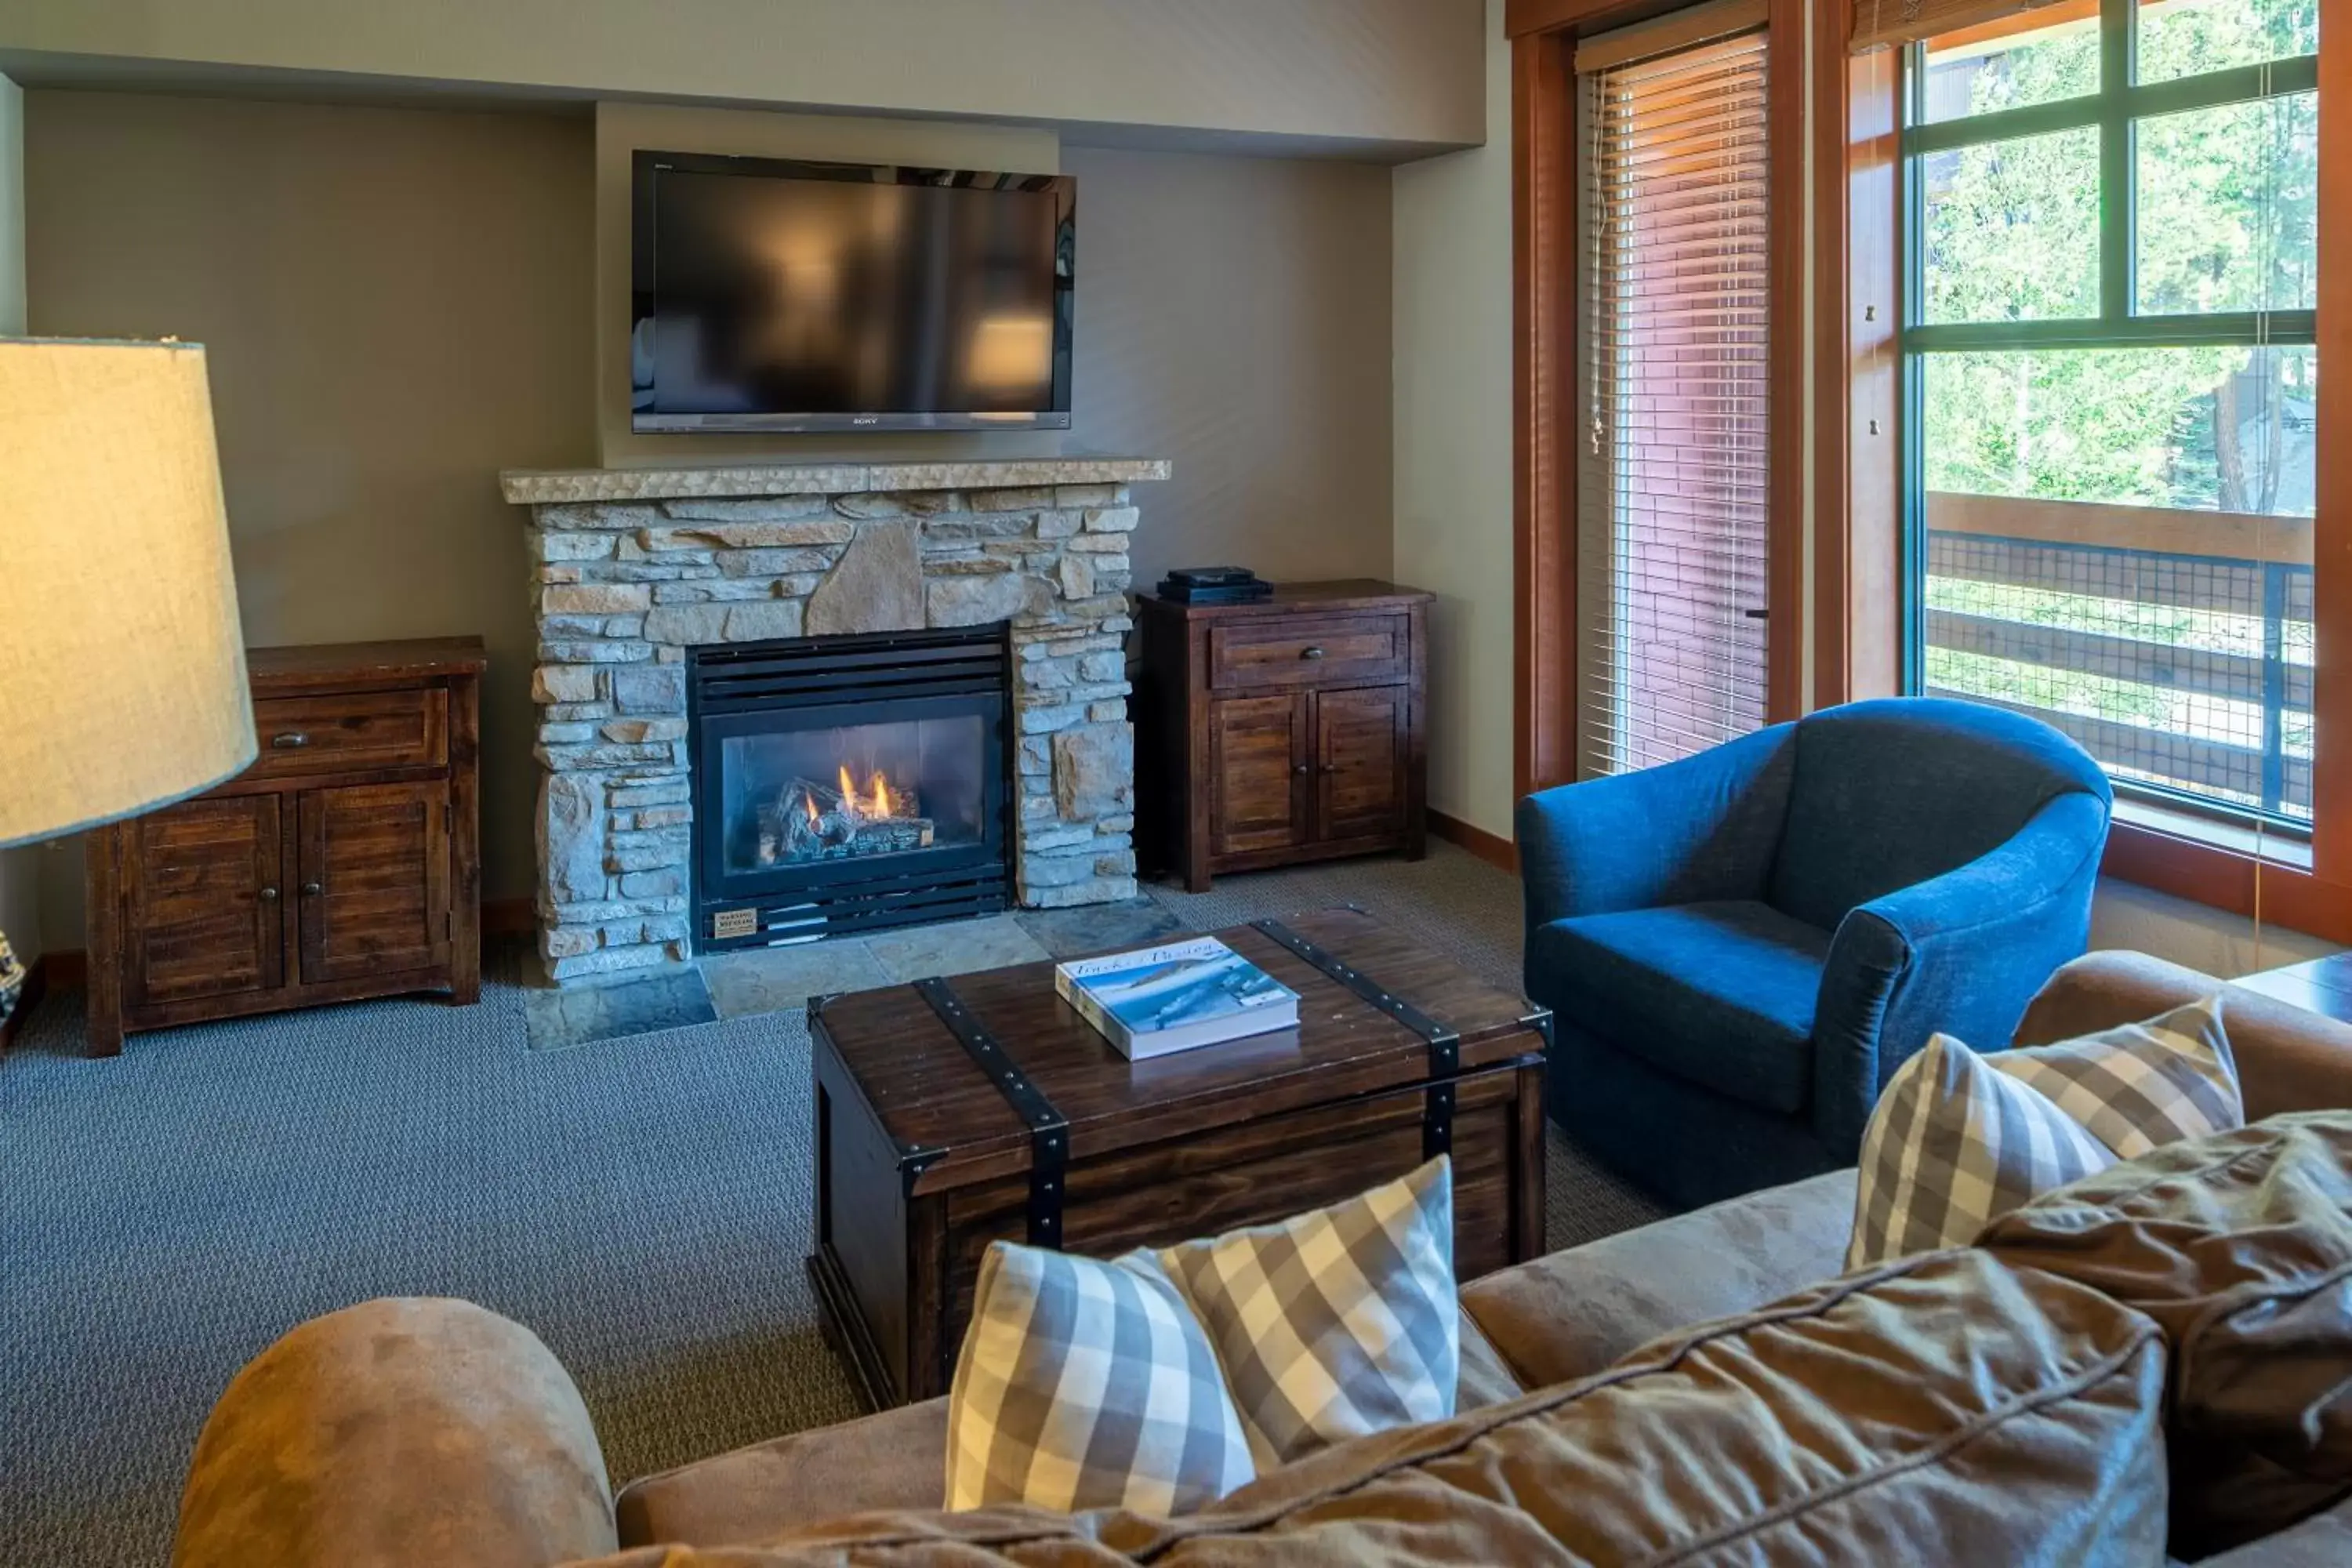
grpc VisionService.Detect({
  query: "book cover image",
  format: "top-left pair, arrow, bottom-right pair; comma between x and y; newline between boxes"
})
1082,942 -> 1294,1033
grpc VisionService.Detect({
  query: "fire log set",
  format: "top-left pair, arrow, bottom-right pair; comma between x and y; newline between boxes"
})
757,763 -> 936,866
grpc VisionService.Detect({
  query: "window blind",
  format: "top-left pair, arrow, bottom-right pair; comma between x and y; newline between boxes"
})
1577,30 -> 1772,778
1850,0 -> 2071,55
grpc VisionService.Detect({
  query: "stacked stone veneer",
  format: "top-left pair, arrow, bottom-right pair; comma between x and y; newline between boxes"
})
500,459 -> 1171,984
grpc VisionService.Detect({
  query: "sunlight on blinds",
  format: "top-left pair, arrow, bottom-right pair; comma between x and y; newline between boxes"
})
1578,30 -> 1773,777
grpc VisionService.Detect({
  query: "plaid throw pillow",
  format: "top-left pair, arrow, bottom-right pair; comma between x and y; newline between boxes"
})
944,1244 -> 1252,1515
1158,1156 -> 1457,1468
1991,996 -> 2241,1160
1848,1033 -> 2115,1269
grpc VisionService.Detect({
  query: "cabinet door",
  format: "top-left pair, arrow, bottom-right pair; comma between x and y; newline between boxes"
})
297,781 -> 451,985
1315,686 -> 1409,843
124,795 -> 285,1010
1209,693 -> 1308,858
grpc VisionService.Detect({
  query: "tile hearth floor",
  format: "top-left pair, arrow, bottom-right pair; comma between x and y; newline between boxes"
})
520,900 -> 1195,1052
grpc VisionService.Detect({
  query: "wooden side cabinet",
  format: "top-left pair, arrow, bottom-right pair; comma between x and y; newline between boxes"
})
84,637 -> 485,1056
1138,582 -> 1429,891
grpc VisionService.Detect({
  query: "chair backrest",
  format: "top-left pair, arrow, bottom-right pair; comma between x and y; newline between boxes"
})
1767,698 -> 2111,934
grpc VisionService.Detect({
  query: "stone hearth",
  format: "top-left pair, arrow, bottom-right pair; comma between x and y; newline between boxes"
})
500,458 -> 1171,983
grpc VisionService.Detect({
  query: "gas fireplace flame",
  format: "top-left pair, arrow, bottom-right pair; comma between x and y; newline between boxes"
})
804,793 -> 819,826
871,771 -> 891,818
837,763 -> 857,815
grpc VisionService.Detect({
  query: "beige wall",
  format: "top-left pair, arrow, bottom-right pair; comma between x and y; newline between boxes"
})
1064,145 -> 1393,587
1392,0 -> 1514,839
0,0 -> 1483,156
20,91 -> 1396,931
0,70 -> 37,968
24,90 -> 598,927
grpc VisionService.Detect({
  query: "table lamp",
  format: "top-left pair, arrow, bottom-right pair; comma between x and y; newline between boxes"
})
0,337 -> 256,1029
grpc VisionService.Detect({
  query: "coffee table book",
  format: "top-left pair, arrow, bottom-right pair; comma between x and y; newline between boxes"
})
806,906 -> 1552,1410
1054,936 -> 1300,1059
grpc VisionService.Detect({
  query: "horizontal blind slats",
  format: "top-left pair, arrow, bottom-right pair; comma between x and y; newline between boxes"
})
1579,26 -> 1771,780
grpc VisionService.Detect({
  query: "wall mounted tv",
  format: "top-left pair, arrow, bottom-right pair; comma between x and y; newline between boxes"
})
631,151 -> 1075,434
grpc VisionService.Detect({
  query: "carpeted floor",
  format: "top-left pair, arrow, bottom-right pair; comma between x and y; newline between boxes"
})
0,844 -> 1661,1566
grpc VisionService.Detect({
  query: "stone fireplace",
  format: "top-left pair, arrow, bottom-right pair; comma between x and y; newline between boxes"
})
499,458 -> 1169,983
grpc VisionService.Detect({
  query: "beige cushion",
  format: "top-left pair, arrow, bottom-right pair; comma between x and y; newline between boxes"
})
617,1305 -> 1523,1549
1458,1167 -> 1855,1390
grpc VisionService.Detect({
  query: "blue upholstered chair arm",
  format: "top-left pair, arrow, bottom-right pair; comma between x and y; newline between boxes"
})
1809,789 -> 2111,1157
1516,724 -> 1797,929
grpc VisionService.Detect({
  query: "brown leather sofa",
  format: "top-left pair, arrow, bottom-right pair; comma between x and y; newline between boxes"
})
172,951 -> 2352,1566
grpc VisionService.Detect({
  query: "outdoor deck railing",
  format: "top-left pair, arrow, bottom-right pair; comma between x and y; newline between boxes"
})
1922,492 -> 2314,822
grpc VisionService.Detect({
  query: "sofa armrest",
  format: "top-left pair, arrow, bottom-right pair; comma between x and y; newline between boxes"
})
1812,791 -> 2107,1157
174,1298 -> 615,1568
2016,949 -> 2352,1123
1515,722 -> 1795,929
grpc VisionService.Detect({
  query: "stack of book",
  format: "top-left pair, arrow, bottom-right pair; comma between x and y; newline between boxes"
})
1054,936 -> 1300,1060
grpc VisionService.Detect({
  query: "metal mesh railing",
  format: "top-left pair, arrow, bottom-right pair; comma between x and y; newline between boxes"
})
1924,506 -> 2313,822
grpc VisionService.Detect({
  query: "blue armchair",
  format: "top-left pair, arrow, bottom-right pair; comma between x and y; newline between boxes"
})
1518,697 -> 2111,1210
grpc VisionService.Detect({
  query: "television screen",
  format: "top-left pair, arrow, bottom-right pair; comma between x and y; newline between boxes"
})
631,152 -> 1075,434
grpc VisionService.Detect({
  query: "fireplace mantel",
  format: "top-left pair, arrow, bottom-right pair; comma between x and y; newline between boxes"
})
499,458 -> 1172,506
503,457 -> 1171,982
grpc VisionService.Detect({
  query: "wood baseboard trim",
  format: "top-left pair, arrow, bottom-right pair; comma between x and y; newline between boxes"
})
1429,811 -> 1519,874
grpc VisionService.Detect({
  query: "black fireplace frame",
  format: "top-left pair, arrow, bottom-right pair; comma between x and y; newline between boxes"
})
688,623 -> 1014,951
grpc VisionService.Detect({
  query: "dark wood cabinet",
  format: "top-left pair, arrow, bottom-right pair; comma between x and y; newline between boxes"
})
85,638 -> 485,1056
1141,582 -> 1428,891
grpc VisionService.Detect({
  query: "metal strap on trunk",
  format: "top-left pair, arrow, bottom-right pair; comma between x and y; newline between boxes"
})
1249,918 -> 1463,1161
915,975 -> 1069,1247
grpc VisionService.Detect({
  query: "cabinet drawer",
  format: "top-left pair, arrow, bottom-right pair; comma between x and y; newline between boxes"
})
1208,614 -> 1408,692
246,688 -> 446,779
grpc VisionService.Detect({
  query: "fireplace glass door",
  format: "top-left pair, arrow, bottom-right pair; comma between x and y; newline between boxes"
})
720,713 -> 987,875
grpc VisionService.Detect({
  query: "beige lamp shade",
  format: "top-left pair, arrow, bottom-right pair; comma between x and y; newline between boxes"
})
0,338 -> 255,848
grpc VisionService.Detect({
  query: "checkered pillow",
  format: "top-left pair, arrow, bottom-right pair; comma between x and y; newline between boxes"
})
1848,1033 -> 2116,1270
944,1243 -> 1253,1515
1991,996 -> 2241,1160
1157,1156 -> 1457,1468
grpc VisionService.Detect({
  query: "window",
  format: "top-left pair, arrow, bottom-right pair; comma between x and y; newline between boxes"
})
1902,0 -> 2321,826
1580,23 -> 1773,775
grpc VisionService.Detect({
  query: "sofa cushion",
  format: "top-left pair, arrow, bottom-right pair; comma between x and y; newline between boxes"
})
1529,899 -> 1830,1115
1157,1156 -> 1456,1469
1977,1112 -> 2352,1559
615,1308 -> 1526,1550
945,1243 -> 1252,1513
1849,1031 -> 2114,1269
1459,1168 -> 1855,1391
577,1250 -> 2168,1567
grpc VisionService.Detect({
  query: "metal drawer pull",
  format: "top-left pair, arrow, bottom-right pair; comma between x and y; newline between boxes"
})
271,731 -> 310,749
258,887 -> 279,902
301,881 -> 323,897
1300,645 -> 1326,660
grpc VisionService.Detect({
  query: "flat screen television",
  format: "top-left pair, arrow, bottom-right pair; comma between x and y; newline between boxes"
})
631,151 -> 1075,434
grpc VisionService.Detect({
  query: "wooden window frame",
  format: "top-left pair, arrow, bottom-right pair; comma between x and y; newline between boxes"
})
1818,2 -> 2352,944
1510,0 -> 1811,804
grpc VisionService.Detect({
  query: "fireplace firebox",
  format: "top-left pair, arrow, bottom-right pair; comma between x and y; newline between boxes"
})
688,625 -> 1013,950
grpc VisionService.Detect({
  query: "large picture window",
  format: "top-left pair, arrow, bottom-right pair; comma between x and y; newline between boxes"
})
1903,0 -> 2320,827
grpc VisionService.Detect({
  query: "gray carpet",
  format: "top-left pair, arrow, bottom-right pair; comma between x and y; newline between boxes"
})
0,843 -> 1661,1566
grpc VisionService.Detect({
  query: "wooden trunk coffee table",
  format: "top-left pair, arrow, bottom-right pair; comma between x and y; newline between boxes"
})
806,906 -> 1552,1410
